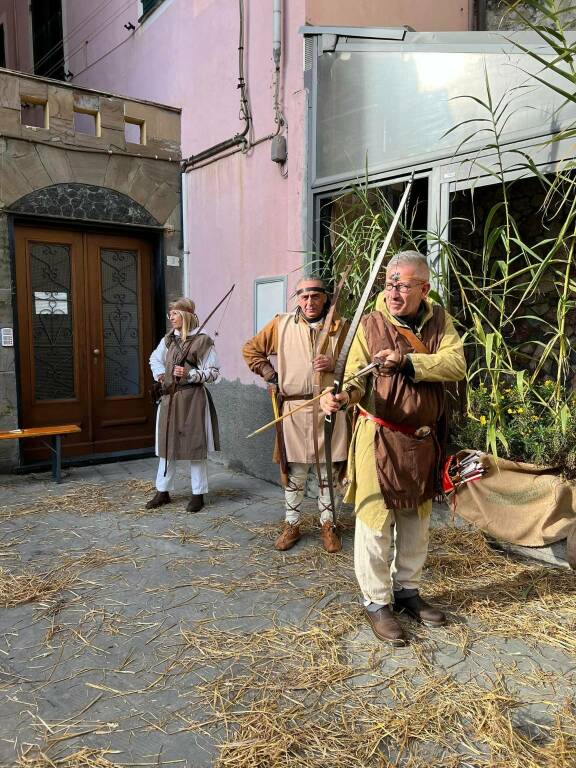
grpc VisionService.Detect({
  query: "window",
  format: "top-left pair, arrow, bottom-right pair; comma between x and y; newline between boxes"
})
124,117 -> 146,145
139,0 -> 164,20
254,277 -> 286,333
0,24 -> 6,68
21,97 -> 49,129
73,108 -> 100,136
30,0 -> 64,80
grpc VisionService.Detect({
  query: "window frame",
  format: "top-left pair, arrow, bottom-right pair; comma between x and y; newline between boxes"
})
253,276 -> 287,334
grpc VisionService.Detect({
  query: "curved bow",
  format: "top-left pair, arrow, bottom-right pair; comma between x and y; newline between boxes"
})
323,175 -> 414,526
311,263 -> 354,501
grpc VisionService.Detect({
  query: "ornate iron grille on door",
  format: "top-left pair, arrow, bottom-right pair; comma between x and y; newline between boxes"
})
30,242 -> 75,401
100,249 -> 141,397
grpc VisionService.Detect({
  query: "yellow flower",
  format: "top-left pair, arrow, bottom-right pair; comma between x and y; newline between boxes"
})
507,408 -> 514,414
517,407 -> 524,413
479,415 -> 487,425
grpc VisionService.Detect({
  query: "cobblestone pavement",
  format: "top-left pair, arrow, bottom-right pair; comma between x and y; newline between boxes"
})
0,458 -> 575,767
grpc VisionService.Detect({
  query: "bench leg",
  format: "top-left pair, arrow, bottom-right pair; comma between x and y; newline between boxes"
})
51,435 -> 62,483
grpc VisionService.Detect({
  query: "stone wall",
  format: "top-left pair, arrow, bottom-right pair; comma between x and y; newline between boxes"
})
485,0 -> 576,30
0,69 -> 183,470
0,216 -> 17,467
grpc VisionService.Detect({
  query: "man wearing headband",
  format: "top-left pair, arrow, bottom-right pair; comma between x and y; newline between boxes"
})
147,297 -> 220,513
321,251 -> 466,646
242,277 -> 348,553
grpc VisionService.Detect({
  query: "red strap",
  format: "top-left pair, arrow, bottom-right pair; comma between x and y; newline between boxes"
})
357,406 -> 420,436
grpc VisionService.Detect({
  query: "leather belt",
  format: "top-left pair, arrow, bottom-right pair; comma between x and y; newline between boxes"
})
358,406 -> 432,437
282,393 -> 313,402
162,381 -> 202,394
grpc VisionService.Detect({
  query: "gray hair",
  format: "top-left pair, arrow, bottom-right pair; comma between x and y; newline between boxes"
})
296,275 -> 327,290
387,250 -> 429,278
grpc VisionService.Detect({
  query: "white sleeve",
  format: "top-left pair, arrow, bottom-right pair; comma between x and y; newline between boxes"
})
188,344 -> 220,384
149,338 -> 167,381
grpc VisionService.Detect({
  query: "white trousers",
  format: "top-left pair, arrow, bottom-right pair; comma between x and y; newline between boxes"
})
285,462 -> 336,525
354,509 -> 430,606
155,458 -> 209,494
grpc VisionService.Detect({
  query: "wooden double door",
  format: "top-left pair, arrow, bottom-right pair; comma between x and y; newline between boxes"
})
15,226 -> 156,463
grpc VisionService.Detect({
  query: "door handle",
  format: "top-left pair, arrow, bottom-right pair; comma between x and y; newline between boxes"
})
93,348 -> 100,355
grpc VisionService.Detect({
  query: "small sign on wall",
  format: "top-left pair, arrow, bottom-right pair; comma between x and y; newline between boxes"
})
1,328 -> 13,347
34,292 -> 68,314
254,277 -> 287,333
167,255 -> 180,267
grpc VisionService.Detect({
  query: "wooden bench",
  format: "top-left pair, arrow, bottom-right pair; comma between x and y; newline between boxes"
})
0,424 -> 81,483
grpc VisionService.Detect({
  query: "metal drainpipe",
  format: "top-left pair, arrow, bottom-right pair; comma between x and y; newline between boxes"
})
273,0 -> 281,69
181,0 -> 251,171
181,173 -> 189,295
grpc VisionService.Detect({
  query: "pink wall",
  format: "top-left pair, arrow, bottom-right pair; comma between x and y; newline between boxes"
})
15,0 -> 475,384
65,0 -> 307,384
0,0 -> 33,71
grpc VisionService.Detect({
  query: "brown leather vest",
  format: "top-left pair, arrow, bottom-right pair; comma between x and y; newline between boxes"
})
361,305 -> 446,509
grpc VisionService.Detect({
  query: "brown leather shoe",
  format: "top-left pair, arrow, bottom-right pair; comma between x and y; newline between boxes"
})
364,605 -> 406,646
187,494 -> 204,513
393,592 -> 446,627
274,522 -> 301,551
320,521 -> 342,553
145,491 -> 171,509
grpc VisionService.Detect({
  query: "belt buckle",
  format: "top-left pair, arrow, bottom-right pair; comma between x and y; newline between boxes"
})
414,426 -> 432,439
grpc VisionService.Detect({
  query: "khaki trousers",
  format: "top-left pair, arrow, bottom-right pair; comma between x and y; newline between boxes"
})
354,509 -> 431,606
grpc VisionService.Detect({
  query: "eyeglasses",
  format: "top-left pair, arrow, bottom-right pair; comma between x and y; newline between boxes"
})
166,311 -> 181,320
384,281 -> 426,294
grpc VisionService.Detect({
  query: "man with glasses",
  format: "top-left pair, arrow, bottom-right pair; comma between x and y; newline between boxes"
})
321,251 -> 466,645
242,277 -> 348,553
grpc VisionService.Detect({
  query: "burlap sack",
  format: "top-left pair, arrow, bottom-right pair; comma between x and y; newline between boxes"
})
453,454 -> 576,559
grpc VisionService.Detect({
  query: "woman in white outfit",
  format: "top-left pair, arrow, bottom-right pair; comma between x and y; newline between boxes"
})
147,297 -> 220,512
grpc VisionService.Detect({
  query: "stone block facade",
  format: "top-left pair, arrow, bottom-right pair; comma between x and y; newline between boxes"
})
485,0 -> 576,30
0,69 -> 183,470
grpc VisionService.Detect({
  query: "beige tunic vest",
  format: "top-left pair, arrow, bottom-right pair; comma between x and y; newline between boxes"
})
276,313 -> 348,464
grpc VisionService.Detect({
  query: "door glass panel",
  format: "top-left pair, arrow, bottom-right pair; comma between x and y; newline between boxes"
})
317,176 -> 429,315
316,46 -> 576,182
100,248 -> 141,397
30,242 -> 75,400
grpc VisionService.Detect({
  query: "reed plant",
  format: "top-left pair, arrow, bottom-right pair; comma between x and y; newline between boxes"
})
321,0 -> 576,474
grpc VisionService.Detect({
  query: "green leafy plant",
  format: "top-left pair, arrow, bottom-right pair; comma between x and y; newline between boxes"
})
318,1 -> 576,475
439,0 -> 576,466
452,379 -> 576,477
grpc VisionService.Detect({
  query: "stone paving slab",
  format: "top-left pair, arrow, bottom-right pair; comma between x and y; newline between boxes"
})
0,458 -> 575,766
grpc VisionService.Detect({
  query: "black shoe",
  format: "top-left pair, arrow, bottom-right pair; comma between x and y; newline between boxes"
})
393,592 -> 446,627
145,491 -> 171,509
187,494 -> 204,513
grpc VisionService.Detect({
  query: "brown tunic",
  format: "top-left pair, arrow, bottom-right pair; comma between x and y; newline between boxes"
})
362,306 -> 446,509
157,332 -> 220,461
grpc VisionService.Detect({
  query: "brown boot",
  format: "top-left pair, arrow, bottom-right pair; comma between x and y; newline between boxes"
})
187,494 -> 204,513
393,591 -> 446,627
320,521 -> 342,553
145,491 -> 171,509
364,605 -> 406,646
274,522 -> 301,551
